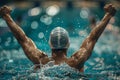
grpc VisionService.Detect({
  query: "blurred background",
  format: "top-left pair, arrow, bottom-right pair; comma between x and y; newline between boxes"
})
0,0 -> 120,79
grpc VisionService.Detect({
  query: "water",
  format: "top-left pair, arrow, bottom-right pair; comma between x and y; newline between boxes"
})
0,41 -> 120,79
0,32 -> 120,80
0,29 -> 120,80
0,3 -> 120,80
0,25 -> 120,80
0,59 -> 120,80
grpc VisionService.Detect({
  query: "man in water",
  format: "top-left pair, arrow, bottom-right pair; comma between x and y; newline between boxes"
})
0,4 -> 116,72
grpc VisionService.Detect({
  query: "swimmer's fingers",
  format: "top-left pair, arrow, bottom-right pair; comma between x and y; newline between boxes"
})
0,5 -> 12,17
104,4 -> 116,16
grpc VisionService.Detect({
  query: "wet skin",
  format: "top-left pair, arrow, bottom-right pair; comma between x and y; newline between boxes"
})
0,4 -> 116,72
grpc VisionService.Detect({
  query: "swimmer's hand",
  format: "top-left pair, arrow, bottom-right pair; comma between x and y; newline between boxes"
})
0,5 -> 12,17
104,4 -> 116,16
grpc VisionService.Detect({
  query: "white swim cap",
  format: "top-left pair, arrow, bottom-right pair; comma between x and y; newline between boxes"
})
49,27 -> 70,49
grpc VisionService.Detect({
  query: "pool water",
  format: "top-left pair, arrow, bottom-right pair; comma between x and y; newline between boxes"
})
0,32 -> 120,80
0,5 -> 120,80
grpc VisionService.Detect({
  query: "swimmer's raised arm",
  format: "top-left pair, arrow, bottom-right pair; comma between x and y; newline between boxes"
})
88,4 -> 116,41
0,5 -> 49,66
68,4 -> 116,70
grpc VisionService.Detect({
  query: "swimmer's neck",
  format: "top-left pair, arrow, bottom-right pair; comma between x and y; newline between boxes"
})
51,49 -> 67,63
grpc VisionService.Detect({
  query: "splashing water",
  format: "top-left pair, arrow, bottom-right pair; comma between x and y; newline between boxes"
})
0,58 -> 120,80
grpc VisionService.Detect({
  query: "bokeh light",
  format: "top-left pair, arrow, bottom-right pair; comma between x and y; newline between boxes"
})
80,7 -> 90,19
31,21 -> 39,29
0,19 -> 8,27
46,5 -> 60,16
28,7 -> 42,16
40,15 -> 52,25
38,32 -> 44,39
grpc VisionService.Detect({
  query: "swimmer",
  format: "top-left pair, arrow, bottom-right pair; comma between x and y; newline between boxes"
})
0,4 -> 116,72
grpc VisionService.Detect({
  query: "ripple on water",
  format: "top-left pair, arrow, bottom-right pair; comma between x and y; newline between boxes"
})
0,60 -> 120,80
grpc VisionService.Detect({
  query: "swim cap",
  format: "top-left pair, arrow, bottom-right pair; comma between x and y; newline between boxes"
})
49,27 -> 70,49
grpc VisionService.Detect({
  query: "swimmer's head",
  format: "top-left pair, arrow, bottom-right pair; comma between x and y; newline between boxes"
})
49,27 -> 70,49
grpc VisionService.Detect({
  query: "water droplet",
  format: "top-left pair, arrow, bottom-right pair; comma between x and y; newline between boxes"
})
9,59 -> 13,63
38,32 -> 44,39
31,21 -> 38,29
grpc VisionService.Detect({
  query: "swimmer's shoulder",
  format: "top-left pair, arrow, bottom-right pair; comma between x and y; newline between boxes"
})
66,58 -> 84,72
